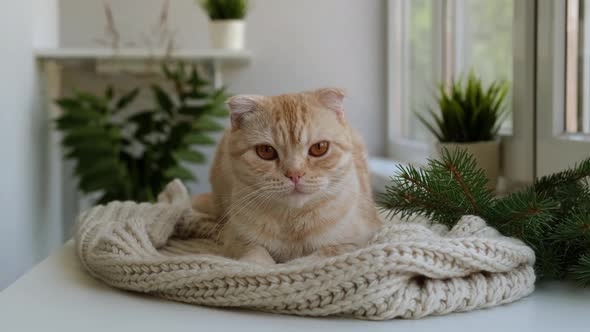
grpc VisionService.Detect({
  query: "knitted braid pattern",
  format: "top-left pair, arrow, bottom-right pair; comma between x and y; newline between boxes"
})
75,201 -> 535,320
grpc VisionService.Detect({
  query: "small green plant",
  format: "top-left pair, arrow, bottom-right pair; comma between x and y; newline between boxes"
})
416,71 -> 510,142
55,62 -> 228,204
199,0 -> 249,20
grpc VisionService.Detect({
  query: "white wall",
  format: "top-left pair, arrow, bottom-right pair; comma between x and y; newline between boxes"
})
58,0 -> 387,194
0,0 -> 48,289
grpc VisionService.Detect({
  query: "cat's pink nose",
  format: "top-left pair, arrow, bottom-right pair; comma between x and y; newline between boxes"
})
285,170 -> 305,184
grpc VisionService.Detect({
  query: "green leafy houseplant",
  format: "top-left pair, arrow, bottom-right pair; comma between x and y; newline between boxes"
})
55,62 -> 228,204
199,0 -> 249,20
416,71 -> 510,143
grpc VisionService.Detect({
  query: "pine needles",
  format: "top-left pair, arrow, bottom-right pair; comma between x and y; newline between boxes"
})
378,148 -> 590,286
379,149 -> 492,226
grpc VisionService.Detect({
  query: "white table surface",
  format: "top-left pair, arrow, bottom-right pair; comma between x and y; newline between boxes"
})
1,242 -> 589,332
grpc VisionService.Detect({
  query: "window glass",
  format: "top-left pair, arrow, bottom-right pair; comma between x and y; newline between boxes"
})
565,0 -> 590,133
407,0 -> 435,140
403,0 -> 514,140
462,0 -> 514,132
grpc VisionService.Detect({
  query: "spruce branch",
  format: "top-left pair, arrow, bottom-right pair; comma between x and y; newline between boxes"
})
379,164 -> 467,226
534,157 -> 590,196
552,210 -> 590,243
488,189 -> 556,239
378,148 -> 493,226
380,148 -> 590,286
534,242 -> 565,280
571,253 -> 590,286
435,148 -> 493,215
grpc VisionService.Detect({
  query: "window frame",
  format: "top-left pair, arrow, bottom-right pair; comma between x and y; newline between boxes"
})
387,0 -> 447,165
386,0 -> 536,184
580,0 -> 590,133
536,0 -> 590,177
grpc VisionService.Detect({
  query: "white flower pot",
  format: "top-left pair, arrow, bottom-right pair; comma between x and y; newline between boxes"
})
435,140 -> 501,191
209,20 -> 245,50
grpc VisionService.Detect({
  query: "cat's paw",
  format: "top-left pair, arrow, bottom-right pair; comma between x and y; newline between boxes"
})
238,246 -> 276,265
239,255 -> 276,265
286,244 -> 359,265
314,243 -> 358,257
158,179 -> 191,207
288,255 -> 322,265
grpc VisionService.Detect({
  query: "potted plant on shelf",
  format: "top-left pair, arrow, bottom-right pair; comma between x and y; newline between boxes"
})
416,71 -> 510,190
199,0 -> 249,50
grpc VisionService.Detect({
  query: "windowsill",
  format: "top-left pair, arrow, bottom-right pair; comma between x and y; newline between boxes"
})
368,156 -> 531,196
368,157 -> 404,193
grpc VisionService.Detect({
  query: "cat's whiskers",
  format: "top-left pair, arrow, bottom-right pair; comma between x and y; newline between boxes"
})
227,187 -> 272,221
213,185 -> 276,242
205,184 -> 268,239
211,182 -> 262,203
239,190 -> 277,228
216,184 -> 266,221
218,190 -> 279,246
237,189 -> 284,249
203,182 -> 263,234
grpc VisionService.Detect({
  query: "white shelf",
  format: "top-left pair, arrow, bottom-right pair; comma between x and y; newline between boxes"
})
34,47 -> 252,64
35,47 -> 252,87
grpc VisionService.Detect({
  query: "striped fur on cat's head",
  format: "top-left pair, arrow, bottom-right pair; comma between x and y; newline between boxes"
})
225,88 -> 355,208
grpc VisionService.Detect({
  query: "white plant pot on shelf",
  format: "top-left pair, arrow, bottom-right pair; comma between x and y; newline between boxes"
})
209,20 -> 245,50
435,140 -> 501,191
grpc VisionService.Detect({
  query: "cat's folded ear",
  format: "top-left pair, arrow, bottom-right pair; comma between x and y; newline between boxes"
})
226,95 -> 264,129
315,88 -> 346,119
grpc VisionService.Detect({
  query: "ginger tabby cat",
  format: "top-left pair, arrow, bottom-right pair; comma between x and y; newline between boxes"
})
192,88 -> 381,264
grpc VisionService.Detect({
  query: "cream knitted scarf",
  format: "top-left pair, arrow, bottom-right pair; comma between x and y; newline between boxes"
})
75,195 -> 535,320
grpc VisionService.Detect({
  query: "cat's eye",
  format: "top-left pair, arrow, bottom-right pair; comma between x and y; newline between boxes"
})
309,141 -> 330,157
256,145 -> 278,160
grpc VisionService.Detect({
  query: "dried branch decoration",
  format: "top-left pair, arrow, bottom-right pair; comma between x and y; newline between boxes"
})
95,0 -> 178,56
